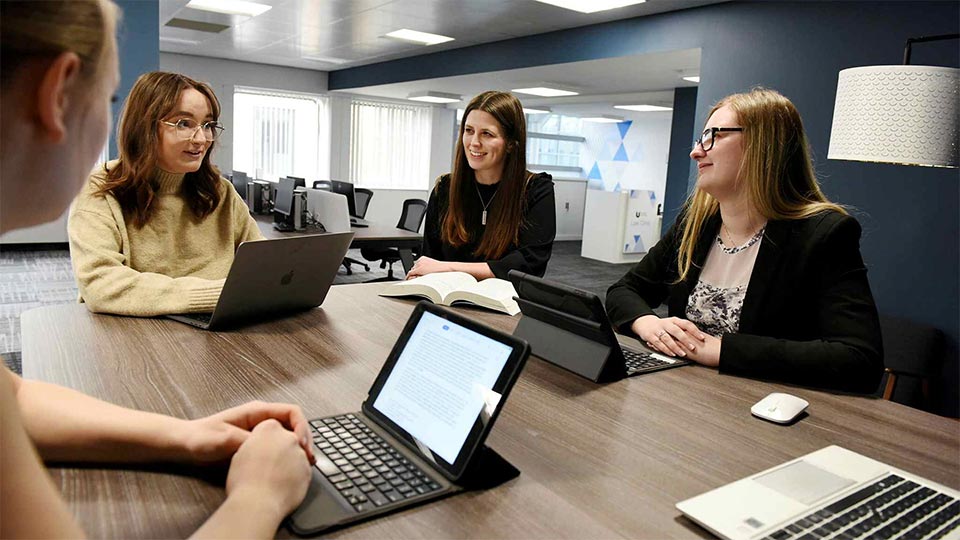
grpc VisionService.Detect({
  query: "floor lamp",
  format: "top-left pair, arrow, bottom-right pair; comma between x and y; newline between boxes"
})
827,33 -> 958,406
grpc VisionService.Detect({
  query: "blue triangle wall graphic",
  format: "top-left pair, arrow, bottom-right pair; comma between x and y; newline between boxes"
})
617,120 -> 632,139
587,162 -> 602,180
614,182 -> 621,191
613,143 -> 629,162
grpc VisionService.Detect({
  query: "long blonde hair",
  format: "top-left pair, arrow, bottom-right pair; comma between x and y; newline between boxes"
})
677,88 -> 846,281
0,0 -> 117,88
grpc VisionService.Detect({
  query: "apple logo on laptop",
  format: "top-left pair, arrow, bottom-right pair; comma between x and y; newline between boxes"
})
280,270 -> 294,285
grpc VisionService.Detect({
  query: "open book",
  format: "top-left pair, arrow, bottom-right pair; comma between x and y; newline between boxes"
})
378,272 -> 520,316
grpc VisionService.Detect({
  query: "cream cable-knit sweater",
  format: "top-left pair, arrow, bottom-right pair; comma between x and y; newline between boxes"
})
68,160 -> 264,316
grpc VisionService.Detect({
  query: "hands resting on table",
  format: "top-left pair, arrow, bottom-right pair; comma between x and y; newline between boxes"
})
2,369 -> 314,539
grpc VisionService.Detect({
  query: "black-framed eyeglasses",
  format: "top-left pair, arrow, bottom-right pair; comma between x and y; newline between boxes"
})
159,118 -> 225,141
694,127 -> 743,151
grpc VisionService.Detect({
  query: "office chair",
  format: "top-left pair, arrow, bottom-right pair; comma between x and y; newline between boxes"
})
342,188 -> 375,274
361,198 -> 427,282
877,314 -> 944,412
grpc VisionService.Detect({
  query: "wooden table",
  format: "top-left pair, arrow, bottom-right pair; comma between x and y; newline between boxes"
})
255,215 -> 422,274
21,284 -> 960,539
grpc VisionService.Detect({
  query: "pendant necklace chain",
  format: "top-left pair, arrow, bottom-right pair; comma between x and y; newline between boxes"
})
474,181 -> 499,226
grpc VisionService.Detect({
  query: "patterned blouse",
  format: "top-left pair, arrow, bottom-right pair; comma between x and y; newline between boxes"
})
685,226 -> 765,337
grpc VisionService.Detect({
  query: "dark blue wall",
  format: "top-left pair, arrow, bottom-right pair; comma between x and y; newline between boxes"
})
331,1 -> 960,415
110,0 -> 159,159
663,86 -> 698,233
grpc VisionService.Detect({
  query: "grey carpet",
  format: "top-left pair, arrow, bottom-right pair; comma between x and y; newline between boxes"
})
0,241 -> 644,375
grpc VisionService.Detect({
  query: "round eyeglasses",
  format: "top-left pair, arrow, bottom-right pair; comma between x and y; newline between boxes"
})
694,127 -> 743,151
159,118 -> 225,141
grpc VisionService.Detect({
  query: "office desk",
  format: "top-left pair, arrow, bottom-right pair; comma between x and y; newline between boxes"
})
255,214 -> 423,274
21,285 -> 960,539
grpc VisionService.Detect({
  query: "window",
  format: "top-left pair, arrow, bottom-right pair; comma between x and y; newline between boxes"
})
526,113 -> 585,174
233,88 -> 329,182
349,99 -> 432,190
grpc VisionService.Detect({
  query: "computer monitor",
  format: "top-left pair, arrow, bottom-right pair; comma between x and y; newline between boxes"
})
231,170 -> 249,197
273,177 -> 297,216
329,180 -> 358,218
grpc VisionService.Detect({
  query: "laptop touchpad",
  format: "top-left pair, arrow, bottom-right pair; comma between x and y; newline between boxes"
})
754,460 -> 855,505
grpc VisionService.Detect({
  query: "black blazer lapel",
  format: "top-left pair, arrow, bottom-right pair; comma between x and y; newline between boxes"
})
738,220 -> 790,332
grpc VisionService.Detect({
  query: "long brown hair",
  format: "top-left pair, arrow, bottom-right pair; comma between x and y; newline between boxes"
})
676,88 -> 847,281
96,71 -> 223,227
0,0 -> 116,88
442,91 -> 531,259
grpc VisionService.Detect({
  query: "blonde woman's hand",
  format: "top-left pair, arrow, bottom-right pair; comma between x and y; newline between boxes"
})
225,419 -> 312,524
631,314 -> 707,358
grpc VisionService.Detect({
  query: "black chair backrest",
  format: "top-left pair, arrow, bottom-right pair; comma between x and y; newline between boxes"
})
398,199 -> 427,233
354,188 -> 374,219
313,180 -> 332,191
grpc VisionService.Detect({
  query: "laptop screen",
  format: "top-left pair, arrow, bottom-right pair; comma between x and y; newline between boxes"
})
372,310 -> 512,464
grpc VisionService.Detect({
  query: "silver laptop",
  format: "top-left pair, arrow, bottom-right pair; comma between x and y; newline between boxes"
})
167,232 -> 353,330
677,445 -> 960,540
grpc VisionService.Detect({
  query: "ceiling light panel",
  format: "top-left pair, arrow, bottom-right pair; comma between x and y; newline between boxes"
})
511,87 -> 579,97
614,104 -> 673,112
523,107 -> 552,114
682,76 -> 700,83
408,91 -> 462,104
582,115 -> 624,123
534,0 -> 646,15
384,29 -> 455,46
186,0 -> 272,17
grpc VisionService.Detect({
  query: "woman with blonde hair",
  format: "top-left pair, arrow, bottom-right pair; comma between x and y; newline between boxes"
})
1,2 -> 311,537
606,88 -> 883,393
68,71 -> 262,316
407,90 -> 556,280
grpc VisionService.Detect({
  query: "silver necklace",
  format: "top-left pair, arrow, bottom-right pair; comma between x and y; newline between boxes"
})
717,224 -> 765,255
474,181 -> 499,226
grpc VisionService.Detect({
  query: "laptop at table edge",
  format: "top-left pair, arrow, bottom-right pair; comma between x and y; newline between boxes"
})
166,232 -> 354,330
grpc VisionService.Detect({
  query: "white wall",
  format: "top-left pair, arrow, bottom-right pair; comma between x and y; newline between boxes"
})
159,53 -> 329,175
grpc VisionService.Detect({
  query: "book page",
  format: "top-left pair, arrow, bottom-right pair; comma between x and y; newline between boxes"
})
379,272 -> 478,304
448,278 -> 520,315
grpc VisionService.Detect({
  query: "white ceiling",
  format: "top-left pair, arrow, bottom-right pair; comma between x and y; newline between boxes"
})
159,0 -> 725,71
341,48 -> 701,117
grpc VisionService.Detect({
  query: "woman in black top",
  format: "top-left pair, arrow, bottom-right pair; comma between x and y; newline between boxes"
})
408,91 -> 556,281
605,88 -> 883,393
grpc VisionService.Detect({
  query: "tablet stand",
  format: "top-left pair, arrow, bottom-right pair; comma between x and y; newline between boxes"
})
513,306 -> 625,383
455,445 -> 520,490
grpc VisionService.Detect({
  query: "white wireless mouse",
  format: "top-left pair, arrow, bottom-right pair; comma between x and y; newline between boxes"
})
751,392 -> 809,424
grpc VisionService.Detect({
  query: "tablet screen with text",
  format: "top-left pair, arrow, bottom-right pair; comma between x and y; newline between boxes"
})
371,310 -> 512,465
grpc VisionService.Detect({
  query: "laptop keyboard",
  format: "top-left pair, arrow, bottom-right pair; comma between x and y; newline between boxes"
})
622,348 -> 680,374
763,474 -> 959,540
309,414 -> 442,513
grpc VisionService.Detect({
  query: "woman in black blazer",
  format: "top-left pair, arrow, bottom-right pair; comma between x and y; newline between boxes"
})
605,88 -> 883,393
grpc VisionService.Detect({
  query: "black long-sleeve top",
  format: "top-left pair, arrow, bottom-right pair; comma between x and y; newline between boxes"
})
605,210 -> 884,394
421,172 -> 556,280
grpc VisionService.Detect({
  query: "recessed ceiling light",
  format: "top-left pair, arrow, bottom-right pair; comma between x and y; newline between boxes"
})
512,87 -> 579,97
614,104 -> 673,112
523,107 -> 552,114
533,0 -> 646,14
408,91 -> 462,104
582,115 -> 624,123
186,0 -> 271,17
384,29 -> 455,46
302,55 -> 350,65
160,36 -> 202,46
682,76 -> 700,83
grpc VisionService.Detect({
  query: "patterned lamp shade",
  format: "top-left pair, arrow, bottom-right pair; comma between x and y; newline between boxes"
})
828,65 -> 959,168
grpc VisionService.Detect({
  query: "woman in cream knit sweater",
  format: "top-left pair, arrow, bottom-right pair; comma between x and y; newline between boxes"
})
68,71 -> 262,316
